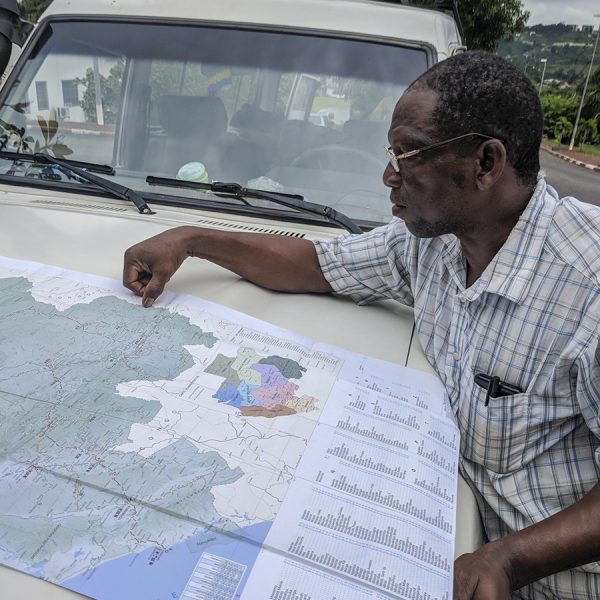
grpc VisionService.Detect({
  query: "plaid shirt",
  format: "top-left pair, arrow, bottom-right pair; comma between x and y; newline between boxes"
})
314,177 -> 600,599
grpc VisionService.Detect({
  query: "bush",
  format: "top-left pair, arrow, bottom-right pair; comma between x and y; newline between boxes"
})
540,91 -> 577,138
576,118 -> 598,147
553,116 -> 573,145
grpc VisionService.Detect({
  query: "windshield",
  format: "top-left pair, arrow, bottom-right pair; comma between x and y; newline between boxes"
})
0,20 -> 428,226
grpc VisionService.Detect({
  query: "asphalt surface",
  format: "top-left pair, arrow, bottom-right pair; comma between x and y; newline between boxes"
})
540,150 -> 600,207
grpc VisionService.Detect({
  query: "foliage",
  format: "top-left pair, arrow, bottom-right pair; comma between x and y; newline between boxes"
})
498,25 -> 597,87
576,118 -> 598,146
553,116 -> 573,145
0,102 -> 31,152
571,142 -> 600,157
336,80 -> 393,120
18,0 -> 52,21
384,0 -> 529,52
77,60 -> 124,124
540,90 -> 578,138
500,27 -> 599,151
581,65 -> 600,121
0,103 -> 72,157
454,0 -> 529,52
34,110 -> 73,157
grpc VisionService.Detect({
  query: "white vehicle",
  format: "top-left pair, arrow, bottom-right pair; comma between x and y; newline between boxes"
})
0,1 -> 481,598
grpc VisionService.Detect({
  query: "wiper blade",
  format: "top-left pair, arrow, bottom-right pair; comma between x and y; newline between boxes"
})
146,177 -> 362,234
0,150 -> 115,175
0,151 -> 155,215
146,175 -> 252,206
212,181 -> 363,234
35,154 -> 155,215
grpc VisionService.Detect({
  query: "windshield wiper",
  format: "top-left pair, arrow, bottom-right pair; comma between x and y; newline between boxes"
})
146,177 -> 362,234
0,151 -> 154,214
0,150 -> 115,175
36,154 -> 155,215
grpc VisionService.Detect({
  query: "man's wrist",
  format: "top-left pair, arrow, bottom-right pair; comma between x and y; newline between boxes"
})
170,225 -> 213,259
477,538 -> 518,589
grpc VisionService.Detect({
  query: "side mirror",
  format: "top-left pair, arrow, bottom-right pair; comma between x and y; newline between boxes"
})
0,0 -> 34,79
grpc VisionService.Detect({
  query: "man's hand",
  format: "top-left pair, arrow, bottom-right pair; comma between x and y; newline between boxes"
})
454,481 -> 600,599
123,227 -> 192,307
123,225 -> 332,306
454,543 -> 513,600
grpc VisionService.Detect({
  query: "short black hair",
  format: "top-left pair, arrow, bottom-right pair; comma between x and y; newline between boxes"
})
410,51 -> 543,186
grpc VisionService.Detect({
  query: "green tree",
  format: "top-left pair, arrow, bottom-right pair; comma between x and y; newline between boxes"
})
383,0 -> 529,52
456,0 -> 529,52
576,118 -> 597,147
77,60 -> 124,124
553,116 -> 573,145
540,91 -> 578,138
18,0 -> 52,21
581,65 -> 600,121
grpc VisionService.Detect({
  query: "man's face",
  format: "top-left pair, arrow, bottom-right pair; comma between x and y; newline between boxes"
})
384,87 -> 474,238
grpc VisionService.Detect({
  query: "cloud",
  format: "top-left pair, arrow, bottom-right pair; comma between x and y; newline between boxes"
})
522,0 -> 599,26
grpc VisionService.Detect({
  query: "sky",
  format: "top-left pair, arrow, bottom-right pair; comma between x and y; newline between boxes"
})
522,0 -> 600,27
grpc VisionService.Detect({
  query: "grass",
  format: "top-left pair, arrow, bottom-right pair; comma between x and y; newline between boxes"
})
575,144 -> 600,157
312,96 -> 350,111
545,138 -> 600,157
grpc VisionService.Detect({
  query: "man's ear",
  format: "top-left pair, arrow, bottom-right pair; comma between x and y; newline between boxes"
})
474,140 -> 506,190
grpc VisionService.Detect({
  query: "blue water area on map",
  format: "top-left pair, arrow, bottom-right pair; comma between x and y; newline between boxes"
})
62,520 -> 272,600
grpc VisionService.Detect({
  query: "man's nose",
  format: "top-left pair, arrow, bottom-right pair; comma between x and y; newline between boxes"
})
383,162 -> 401,188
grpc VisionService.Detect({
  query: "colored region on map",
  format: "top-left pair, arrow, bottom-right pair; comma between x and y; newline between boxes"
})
207,349 -> 317,417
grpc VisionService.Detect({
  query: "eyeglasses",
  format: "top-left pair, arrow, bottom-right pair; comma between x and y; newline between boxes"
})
385,132 -> 499,173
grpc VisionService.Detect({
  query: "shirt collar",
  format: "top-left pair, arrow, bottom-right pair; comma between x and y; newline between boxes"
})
442,175 -> 559,303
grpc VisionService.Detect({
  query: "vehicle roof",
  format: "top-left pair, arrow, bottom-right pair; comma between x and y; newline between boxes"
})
41,0 -> 462,59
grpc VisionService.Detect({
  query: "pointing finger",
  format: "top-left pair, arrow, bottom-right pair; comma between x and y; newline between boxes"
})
141,269 -> 170,308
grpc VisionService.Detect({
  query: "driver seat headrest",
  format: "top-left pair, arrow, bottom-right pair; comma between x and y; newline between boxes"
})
158,95 -> 228,138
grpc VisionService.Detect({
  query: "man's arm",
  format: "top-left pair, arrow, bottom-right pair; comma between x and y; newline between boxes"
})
454,481 -> 600,599
123,225 -> 333,306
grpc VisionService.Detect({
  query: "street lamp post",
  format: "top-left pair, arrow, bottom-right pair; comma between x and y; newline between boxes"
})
569,16 -> 600,151
538,58 -> 547,94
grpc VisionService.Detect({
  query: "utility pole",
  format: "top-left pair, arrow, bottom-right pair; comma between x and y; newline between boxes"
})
538,58 -> 547,94
569,16 -> 600,150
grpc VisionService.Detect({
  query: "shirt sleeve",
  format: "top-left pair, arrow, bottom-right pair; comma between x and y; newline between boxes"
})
575,321 -> 600,458
312,219 -> 415,306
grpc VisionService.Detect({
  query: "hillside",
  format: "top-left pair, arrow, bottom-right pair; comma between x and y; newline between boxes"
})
497,24 -> 598,87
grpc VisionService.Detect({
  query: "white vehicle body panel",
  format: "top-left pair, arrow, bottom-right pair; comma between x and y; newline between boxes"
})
43,0 -> 463,60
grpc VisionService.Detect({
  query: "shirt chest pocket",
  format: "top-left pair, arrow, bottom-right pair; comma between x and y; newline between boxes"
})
457,385 -> 531,474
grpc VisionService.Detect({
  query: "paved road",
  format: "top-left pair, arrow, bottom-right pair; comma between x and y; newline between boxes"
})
540,150 -> 600,207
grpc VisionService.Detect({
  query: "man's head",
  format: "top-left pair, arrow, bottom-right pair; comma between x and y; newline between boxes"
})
408,51 -> 542,186
384,51 -> 542,239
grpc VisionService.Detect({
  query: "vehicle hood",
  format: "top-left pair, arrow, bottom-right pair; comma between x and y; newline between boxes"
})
0,186 -> 421,368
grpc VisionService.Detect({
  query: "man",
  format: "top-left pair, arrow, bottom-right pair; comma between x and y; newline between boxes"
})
123,52 -> 600,599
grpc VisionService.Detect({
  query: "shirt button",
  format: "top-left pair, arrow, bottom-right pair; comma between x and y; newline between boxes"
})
453,352 -> 460,361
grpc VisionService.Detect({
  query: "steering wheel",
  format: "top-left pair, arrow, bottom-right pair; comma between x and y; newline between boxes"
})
290,145 -> 385,173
